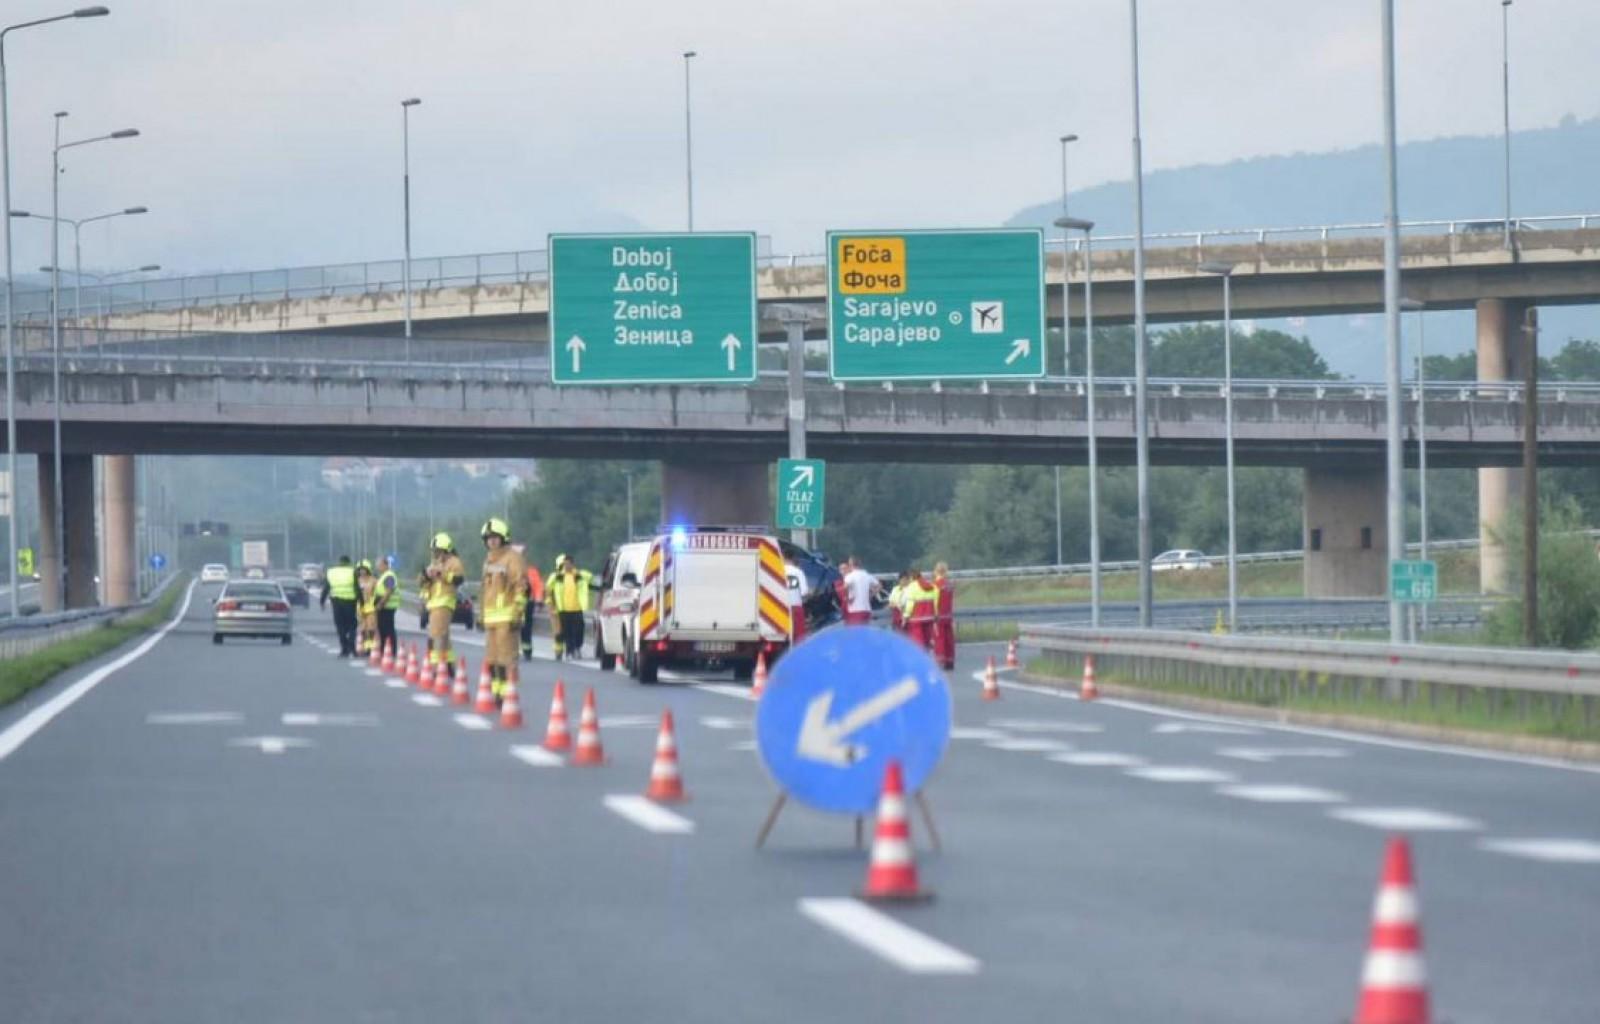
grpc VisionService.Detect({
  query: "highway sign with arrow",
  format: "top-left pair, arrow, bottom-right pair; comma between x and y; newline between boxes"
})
827,228 -> 1045,381
776,457 -> 825,529
549,232 -> 758,385
756,627 -> 951,814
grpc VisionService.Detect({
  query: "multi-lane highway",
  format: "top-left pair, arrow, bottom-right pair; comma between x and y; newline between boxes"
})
1,581 -> 1596,1022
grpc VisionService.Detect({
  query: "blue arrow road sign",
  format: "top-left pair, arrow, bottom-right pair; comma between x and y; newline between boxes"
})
149,553 -> 166,571
756,627 -> 951,815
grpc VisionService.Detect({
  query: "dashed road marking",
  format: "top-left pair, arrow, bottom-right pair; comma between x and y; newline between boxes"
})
453,714 -> 492,731
363,669 -> 385,678
145,712 -> 243,725
1217,784 -> 1346,804
411,694 -> 444,708
950,727 -> 1008,741
228,736 -> 313,755
1047,751 -> 1146,768
1217,746 -> 1348,764
1153,721 -> 1259,735
1125,765 -> 1237,784
985,737 -> 1071,753
700,715 -> 749,730
730,739 -> 758,752
604,794 -> 695,834
1328,807 -> 1482,831
383,679 -> 408,689
1477,838 -> 1600,864
798,898 -> 979,975
510,745 -> 564,768
281,713 -> 379,727
694,683 -> 758,702
600,715 -> 660,730
988,718 -> 1103,734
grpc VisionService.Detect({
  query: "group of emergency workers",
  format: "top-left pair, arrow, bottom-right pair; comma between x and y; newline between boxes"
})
829,556 -> 955,670
319,555 -> 400,659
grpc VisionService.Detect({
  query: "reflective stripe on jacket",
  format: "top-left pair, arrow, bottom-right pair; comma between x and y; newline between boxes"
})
481,547 -> 529,626
326,564 -> 357,601
377,570 -> 399,610
548,569 -> 593,613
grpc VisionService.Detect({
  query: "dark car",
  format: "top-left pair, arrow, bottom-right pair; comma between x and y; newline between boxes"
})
277,579 -> 311,608
419,584 -> 477,630
778,539 -> 846,632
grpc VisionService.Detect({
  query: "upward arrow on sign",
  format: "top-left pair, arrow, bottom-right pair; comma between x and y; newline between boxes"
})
566,335 -> 587,375
721,333 -> 742,372
789,464 -> 815,489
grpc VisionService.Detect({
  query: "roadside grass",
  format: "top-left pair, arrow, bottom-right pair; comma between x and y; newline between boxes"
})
957,547 -> 1481,609
0,578 -> 188,709
956,620 -> 1020,644
1029,651 -> 1600,743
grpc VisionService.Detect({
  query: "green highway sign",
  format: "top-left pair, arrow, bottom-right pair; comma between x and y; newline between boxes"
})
776,458 -> 825,529
549,233 -> 758,385
827,228 -> 1045,381
1390,559 -> 1438,603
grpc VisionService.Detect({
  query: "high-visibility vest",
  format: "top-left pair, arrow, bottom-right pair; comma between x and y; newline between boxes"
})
902,579 -> 938,623
549,569 -> 593,613
526,565 -> 545,603
424,555 -> 465,611
326,564 -> 357,601
481,548 -> 528,626
377,570 -> 399,610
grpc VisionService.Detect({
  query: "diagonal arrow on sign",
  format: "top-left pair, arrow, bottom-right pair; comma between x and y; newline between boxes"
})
721,333 -> 742,372
565,335 -> 587,375
796,676 -> 920,767
789,464 -> 815,489
1004,337 -> 1032,366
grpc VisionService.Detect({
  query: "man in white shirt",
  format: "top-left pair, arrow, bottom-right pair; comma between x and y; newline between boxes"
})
842,556 -> 879,626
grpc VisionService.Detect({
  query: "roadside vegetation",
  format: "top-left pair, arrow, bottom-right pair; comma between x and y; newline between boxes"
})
0,577 -> 188,708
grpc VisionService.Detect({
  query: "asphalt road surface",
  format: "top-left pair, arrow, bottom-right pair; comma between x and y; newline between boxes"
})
2,580 -> 1596,1023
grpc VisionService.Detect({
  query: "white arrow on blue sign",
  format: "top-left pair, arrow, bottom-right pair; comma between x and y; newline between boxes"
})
756,627 -> 951,814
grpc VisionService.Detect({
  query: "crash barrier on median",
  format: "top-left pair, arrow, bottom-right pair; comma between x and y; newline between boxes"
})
1019,622 -> 1600,730
0,573 -> 180,661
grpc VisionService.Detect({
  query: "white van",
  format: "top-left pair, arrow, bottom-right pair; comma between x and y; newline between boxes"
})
595,541 -> 653,673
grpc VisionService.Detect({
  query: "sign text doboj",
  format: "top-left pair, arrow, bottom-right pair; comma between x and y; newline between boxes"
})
828,228 -> 1045,381
549,232 -> 758,385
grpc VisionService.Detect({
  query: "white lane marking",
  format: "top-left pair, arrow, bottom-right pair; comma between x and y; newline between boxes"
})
145,712 -> 243,725
604,794 -> 695,834
347,661 -> 369,670
411,694 -> 443,707
1217,784 -> 1347,804
510,745 -> 564,768
1126,765 -> 1237,784
694,683 -> 758,702
1048,751 -> 1146,767
600,715 -> 660,729
1329,807 -> 1482,831
454,714 -> 492,731
987,718 -> 1104,734
798,898 -> 979,975
363,669 -> 384,678
228,736 -> 313,755
730,739 -> 758,751
700,715 -> 749,730
383,679 -> 408,689
1217,746 -> 1349,764
985,738 -> 1071,753
950,727 -> 1008,741
281,713 -> 380,727
0,580 -> 197,763
1154,722 -> 1259,735
1477,838 -> 1600,864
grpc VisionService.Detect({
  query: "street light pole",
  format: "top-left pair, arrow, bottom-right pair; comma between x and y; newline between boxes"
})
623,470 -> 635,539
0,6 -> 111,618
683,51 -> 696,231
1055,133 -> 1078,569
1402,298 -> 1428,638
1057,216 -> 1098,626
1381,0 -> 1406,644
1200,261 -> 1238,632
1128,0 -> 1153,627
1501,0 -> 1513,252
401,97 -> 420,357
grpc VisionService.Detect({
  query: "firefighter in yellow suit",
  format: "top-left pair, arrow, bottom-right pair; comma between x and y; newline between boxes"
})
419,532 -> 467,679
355,559 -> 378,654
477,518 -> 528,703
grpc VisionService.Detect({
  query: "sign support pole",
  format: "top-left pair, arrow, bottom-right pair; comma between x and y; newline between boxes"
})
784,314 -> 809,548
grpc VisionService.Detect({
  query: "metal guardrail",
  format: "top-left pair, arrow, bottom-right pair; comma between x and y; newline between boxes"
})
0,573 -> 181,660
11,212 -> 1596,322
1019,623 -> 1600,727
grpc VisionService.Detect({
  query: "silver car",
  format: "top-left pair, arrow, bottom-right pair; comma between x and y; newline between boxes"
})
212,580 -> 293,645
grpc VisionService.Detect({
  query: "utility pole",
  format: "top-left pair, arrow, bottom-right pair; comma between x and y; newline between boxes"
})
1522,307 -> 1538,646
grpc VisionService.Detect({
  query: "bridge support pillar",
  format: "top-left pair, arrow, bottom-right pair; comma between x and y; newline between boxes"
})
1302,466 -> 1386,598
660,461 -> 769,530
1477,297 -> 1529,593
36,453 -> 98,611
102,455 -> 136,607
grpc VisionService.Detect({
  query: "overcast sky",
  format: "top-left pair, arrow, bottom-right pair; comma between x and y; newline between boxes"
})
2,0 -> 1595,277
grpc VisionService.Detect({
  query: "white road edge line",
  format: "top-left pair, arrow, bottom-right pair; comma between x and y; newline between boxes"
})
798,898 -> 979,975
454,713 -> 492,731
509,745 -> 564,768
0,579 -> 197,763
603,794 -> 695,834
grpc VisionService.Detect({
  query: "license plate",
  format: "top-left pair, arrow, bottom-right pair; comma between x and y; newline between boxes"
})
243,603 -> 267,611
694,642 -> 736,654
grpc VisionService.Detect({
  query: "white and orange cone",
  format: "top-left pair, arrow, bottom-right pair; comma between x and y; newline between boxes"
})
418,656 -> 435,692
473,663 -> 496,714
380,639 -> 395,675
542,682 -> 572,752
858,759 -> 929,902
451,658 -> 470,706
1354,837 -> 1431,1024
367,640 -> 380,667
571,687 -> 604,765
644,710 -> 687,802
498,678 -> 524,729
982,656 -> 1002,701
433,657 -> 454,696
404,645 -> 420,686
750,652 -> 769,698
1080,655 -> 1100,701
1005,637 -> 1019,670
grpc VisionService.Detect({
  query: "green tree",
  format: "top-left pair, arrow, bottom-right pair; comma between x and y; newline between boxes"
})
507,461 -> 659,575
817,464 -> 960,571
1484,499 -> 1600,649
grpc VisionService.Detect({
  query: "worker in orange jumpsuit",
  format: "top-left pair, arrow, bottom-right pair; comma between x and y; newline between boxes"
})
900,568 -> 939,651
931,561 -> 956,670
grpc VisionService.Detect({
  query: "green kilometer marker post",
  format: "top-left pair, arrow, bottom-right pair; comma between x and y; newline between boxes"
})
549,232 -> 758,385
827,228 -> 1046,382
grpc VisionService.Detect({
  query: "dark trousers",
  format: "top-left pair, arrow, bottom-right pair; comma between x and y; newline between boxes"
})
377,609 -> 397,655
331,599 -> 358,656
559,611 -> 585,657
521,601 -> 536,657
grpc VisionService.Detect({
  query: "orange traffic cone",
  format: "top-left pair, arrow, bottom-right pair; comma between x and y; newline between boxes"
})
1354,837 -> 1431,1024
644,710 -> 687,802
434,657 -> 454,696
451,658 -> 470,705
1005,637 -> 1019,669
542,681 -> 572,752
750,651 -> 769,698
858,759 -> 929,902
380,639 -> 395,675
982,656 -> 1001,701
473,663 -> 496,714
420,657 -> 437,693
499,678 -> 524,729
571,687 -> 604,765
403,645 -> 419,685
368,640 -> 380,667
1080,655 -> 1100,701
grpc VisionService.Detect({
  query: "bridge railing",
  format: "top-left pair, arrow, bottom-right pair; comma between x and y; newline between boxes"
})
10,213 -> 1596,323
